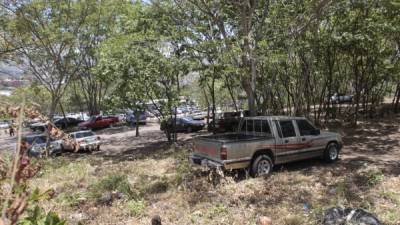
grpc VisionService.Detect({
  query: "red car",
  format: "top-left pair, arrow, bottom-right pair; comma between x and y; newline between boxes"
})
78,115 -> 119,130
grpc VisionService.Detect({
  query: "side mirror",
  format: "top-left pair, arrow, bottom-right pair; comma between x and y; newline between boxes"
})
310,129 -> 320,135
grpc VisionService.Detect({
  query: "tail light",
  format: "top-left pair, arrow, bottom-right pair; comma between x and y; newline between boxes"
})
220,146 -> 227,160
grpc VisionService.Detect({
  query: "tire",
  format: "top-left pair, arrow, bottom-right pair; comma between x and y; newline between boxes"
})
251,154 -> 273,177
324,142 -> 339,162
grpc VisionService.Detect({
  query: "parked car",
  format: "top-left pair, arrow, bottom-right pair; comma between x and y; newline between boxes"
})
329,93 -> 353,104
61,130 -> 101,152
54,117 -> 83,129
126,112 -> 147,125
117,114 -> 127,122
29,117 -> 82,131
29,116 -> 63,132
160,116 -> 205,133
0,121 -> 10,129
78,115 -> 119,130
23,134 -> 63,157
191,110 -> 207,120
191,116 -> 342,177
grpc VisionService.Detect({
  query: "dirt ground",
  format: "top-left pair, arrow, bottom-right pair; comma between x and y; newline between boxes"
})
1,116 -> 400,225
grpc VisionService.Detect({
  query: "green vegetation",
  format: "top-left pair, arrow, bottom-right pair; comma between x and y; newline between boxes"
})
366,169 -> 385,186
1,0 -> 399,127
126,199 -> 146,217
88,173 -> 135,200
18,206 -> 66,225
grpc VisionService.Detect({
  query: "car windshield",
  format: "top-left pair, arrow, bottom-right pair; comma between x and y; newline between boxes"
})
75,132 -> 95,139
54,118 -> 63,123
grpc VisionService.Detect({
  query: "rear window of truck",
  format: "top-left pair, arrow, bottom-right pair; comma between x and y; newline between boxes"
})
241,119 -> 271,136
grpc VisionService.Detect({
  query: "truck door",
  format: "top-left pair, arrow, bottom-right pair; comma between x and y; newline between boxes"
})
295,119 -> 324,158
274,120 -> 300,163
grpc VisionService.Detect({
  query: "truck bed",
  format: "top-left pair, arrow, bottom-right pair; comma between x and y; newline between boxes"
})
198,133 -> 271,143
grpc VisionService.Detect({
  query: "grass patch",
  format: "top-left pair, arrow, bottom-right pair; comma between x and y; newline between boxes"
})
380,191 -> 400,205
283,214 -> 306,225
366,169 -> 384,186
207,203 -> 228,218
126,199 -> 146,217
89,173 -> 136,200
382,209 -> 400,224
55,191 -> 87,207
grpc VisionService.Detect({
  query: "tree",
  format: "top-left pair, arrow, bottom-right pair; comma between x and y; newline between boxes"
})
1,0 -> 89,119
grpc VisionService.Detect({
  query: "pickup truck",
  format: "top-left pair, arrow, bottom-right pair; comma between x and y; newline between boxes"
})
78,115 -> 119,130
191,116 -> 343,177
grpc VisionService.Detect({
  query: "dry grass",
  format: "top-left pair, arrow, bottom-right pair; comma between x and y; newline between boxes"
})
1,117 -> 399,225
20,149 -> 400,225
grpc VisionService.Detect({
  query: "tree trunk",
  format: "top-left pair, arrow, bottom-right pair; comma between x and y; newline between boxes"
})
393,83 -> 400,113
135,110 -> 140,137
45,96 -> 58,157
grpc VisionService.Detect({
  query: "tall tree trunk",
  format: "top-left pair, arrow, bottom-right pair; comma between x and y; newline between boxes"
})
135,110 -> 140,137
45,95 -> 58,157
224,74 -> 238,112
393,83 -> 400,113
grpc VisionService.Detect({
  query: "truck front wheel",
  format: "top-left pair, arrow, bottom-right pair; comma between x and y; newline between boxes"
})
251,155 -> 273,177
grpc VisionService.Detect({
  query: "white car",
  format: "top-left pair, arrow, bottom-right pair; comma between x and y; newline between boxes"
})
0,122 -> 10,129
62,130 -> 101,151
191,110 -> 207,120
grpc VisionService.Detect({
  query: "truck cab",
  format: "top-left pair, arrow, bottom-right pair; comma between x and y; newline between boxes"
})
191,116 -> 342,177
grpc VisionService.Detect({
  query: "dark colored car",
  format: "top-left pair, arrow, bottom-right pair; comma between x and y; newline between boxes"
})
160,117 -> 205,133
54,117 -> 83,129
329,93 -> 353,104
78,115 -> 119,130
29,117 -> 83,131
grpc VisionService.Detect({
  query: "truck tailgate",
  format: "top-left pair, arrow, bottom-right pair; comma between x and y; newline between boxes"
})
194,138 -> 222,161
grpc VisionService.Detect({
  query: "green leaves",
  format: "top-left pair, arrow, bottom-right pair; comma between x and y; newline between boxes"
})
18,206 -> 66,225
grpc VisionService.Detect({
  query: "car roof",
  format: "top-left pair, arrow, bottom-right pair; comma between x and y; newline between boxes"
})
24,134 -> 47,138
244,116 -> 306,120
69,130 -> 94,135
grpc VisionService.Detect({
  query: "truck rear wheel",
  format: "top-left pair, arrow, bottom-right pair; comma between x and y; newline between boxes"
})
251,154 -> 273,177
324,142 -> 339,162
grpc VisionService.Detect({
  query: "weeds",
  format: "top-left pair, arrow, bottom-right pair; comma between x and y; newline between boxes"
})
126,199 -> 146,217
283,214 -> 305,225
88,173 -> 135,201
207,203 -> 228,219
366,170 -> 384,186
55,192 -> 87,207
